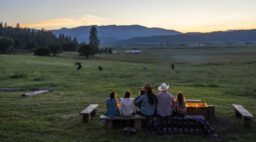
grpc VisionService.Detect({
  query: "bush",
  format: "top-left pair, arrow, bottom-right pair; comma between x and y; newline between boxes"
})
48,42 -> 61,56
78,43 -> 92,58
34,47 -> 50,56
62,42 -> 77,51
0,37 -> 14,54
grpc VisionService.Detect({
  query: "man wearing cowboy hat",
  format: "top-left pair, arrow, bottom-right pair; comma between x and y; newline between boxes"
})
156,83 -> 175,117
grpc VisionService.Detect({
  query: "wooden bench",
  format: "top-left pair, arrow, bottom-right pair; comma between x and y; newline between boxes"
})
100,114 -> 146,130
232,104 -> 253,128
80,104 -> 99,123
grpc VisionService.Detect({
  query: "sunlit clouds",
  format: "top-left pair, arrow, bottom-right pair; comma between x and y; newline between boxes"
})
22,15 -> 107,29
1,0 -> 256,32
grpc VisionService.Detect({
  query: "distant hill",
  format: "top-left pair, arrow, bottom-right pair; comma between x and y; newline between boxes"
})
51,25 -> 180,44
115,29 -> 256,45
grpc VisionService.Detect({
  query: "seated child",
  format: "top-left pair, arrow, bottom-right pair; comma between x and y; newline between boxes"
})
105,91 -> 120,117
175,92 -> 187,115
134,89 -> 145,110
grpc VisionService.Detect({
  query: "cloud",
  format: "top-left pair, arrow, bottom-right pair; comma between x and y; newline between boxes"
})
22,15 -> 107,29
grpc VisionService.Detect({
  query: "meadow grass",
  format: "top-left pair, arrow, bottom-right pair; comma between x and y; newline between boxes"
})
0,47 -> 256,142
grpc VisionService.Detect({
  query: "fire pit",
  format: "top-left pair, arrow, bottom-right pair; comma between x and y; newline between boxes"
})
185,100 -> 215,120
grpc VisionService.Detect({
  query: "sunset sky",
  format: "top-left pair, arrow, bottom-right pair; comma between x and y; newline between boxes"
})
1,0 -> 256,32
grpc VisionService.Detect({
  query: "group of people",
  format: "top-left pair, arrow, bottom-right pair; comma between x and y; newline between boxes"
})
105,83 -> 186,118
105,83 -> 217,136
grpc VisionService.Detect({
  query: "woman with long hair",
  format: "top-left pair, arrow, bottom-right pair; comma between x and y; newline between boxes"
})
134,84 -> 156,116
175,92 -> 186,115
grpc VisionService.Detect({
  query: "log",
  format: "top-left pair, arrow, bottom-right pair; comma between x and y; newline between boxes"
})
21,90 -> 49,97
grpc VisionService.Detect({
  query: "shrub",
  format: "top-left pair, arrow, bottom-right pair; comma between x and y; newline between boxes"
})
0,37 -> 14,54
34,47 -> 50,56
49,42 -> 61,56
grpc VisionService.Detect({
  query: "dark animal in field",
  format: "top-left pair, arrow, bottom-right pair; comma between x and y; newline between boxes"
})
98,65 -> 103,71
75,62 -> 82,70
171,64 -> 175,70
143,66 -> 147,70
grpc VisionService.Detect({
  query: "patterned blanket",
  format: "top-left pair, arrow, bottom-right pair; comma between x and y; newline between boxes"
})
147,115 -> 216,135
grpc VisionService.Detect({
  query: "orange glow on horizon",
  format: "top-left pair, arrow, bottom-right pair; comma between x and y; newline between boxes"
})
22,15 -> 107,30
18,15 -> 256,33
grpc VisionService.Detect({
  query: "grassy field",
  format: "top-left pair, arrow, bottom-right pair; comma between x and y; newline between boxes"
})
0,47 -> 256,142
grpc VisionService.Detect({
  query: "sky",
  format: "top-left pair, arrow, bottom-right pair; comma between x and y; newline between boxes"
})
1,0 -> 256,32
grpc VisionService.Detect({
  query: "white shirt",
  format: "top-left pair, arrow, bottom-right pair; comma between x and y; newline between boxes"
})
120,98 -> 136,117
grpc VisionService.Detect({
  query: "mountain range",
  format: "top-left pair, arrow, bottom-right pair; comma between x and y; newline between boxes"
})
52,25 -> 256,46
51,25 -> 180,44
115,29 -> 256,45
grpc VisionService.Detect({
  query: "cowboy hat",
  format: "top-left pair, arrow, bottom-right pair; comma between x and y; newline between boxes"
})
158,83 -> 169,91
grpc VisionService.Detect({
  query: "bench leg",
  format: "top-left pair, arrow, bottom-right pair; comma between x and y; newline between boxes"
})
244,117 -> 252,129
208,105 -> 215,121
92,109 -> 97,117
235,111 -> 242,119
134,119 -> 142,130
105,120 -> 113,129
83,114 -> 91,123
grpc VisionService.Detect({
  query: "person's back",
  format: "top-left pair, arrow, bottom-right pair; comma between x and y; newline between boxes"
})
120,91 -> 136,117
121,98 -> 136,116
175,92 -> 187,115
134,89 -> 145,110
157,92 -> 174,117
156,83 -> 174,117
134,93 -> 156,116
105,92 -> 120,117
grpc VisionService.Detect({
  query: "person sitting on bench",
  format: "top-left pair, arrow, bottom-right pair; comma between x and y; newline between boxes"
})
156,83 -> 175,117
120,91 -> 136,117
174,92 -> 187,116
134,84 -> 156,117
134,89 -> 145,112
105,91 -> 120,117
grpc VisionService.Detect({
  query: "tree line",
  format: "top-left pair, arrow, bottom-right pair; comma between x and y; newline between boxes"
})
0,22 -> 112,57
0,22 -> 79,55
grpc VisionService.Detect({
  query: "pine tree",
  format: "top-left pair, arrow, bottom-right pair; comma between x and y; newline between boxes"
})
4,22 -> 7,28
0,22 -> 3,35
89,26 -> 100,57
16,23 -> 20,29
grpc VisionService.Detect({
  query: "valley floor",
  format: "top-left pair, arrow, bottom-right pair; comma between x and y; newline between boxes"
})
0,47 -> 256,142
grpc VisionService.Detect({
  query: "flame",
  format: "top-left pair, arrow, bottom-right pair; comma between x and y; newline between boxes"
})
186,102 -> 208,108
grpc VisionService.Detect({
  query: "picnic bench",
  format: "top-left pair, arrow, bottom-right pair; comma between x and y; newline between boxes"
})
100,114 -> 146,130
232,104 -> 253,128
80,104 -> 99,123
